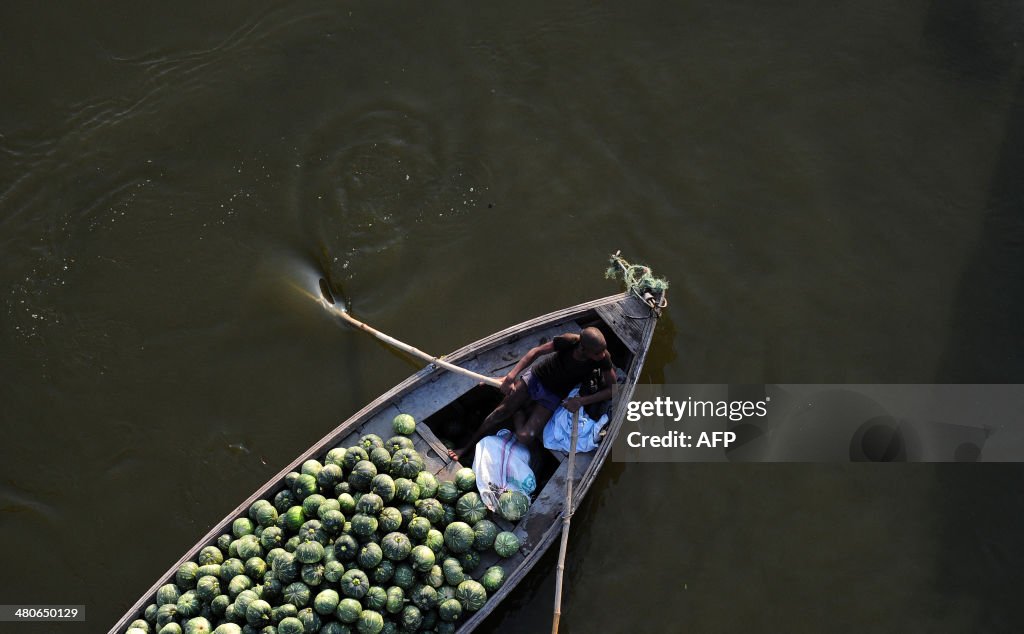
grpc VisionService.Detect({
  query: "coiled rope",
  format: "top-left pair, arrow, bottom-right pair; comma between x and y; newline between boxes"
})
605,251 -> 669,311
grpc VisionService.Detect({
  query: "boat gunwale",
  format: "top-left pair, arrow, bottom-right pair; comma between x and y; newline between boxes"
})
109,292 -> 656,634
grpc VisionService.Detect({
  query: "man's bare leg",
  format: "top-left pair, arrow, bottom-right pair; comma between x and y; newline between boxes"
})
514,402 -> 554,446
449,379 -> 531,461
507,408 -> 527,438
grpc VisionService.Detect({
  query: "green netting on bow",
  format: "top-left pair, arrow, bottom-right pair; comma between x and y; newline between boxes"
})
605,252 -> 669,296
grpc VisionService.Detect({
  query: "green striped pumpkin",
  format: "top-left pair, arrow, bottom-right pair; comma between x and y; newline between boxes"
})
313,588 -> 340,615
472,519 -> 499,551
282,506 -> 305,532
175,591 -> 201,618
455,579 -> 487,612
156,583 -> 180,606
282,581 -> 311,607
333,534 -> 359,561
399,605 -> 422,631
438,597 -> 462,622
442,558 -> 465,586
325,447 -> 347,468
455,492 -> 488,525
493,531 -> 520,558
443,522 -> 475,554
386,435 -> 415,454
424,564 -> 444,588
348,461 -> 378,492
227,575 -> 252,599
183,616 -> 211,634
458,550 -> 481,571
453,468 -> 476,491
407,516 -> 431,541
301,561 -> 326,586
316,463 -> 343,489
391,563 -> 416,589
357,542 -> 384,569
301,493 -> 327,518
415,472 -> 438,499
369,447 -> 392,473
277,617 -> 303,634
389,448 -> 424,479
295,540 -> 324,564
371,474 -> 396,502
364,585 -> 388,612
175,562 -> 198,589
244,599 -> 271,627
197,546 -> 223,566
232,518 -> 254,538
355,492 -> 384,515
381,532 -> 412,561
385,586 -> 405,614
371,559 -> 395,585
340,568 -> 370,599
292,474 -> 318,500
342,446 -> 368,470
436,481 -> 460,504
497,490 -> 529,522
195,575 -> 220,602
415,498 -> 444,524
480,565 -> 506,592
359,434 -> 385,452
393,478 -> 420,503
350,513 -> 378,538
300,459 -> 323,477
378,506 -> 403,533
358,609 -> 385,634
410,583 -> 438,611
409,545 -> 435,572
324,560 -> 346,583
392,414 -> 416,435
335,597 -> 362,623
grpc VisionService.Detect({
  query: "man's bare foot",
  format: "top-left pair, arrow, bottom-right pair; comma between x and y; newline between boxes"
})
447,447 -> 462,462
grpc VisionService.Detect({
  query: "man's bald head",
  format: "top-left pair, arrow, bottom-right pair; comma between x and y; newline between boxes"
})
580,327 -> 607,355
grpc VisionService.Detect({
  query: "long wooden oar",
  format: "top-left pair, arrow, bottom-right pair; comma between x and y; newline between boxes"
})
551,407 -> 581,633
317,278 -> 502,389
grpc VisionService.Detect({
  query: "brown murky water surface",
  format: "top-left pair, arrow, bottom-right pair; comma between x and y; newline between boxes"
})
2,2 -> 1022,632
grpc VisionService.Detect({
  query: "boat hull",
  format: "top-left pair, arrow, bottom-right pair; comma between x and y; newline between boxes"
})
111,292 -> 661,633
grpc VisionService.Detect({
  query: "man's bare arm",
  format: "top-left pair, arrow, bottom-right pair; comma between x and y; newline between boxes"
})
499,341 -> 556,392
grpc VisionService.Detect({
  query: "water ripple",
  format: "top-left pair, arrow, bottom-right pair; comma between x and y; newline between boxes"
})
0,481 -> 58,523
1,5 -> 348,378
293,103 -> 488,306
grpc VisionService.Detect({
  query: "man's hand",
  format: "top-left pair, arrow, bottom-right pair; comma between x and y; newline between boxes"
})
562,397 -> 584,413
499,373 -> 516,395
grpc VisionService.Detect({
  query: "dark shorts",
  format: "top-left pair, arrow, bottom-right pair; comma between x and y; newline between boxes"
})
521,369 -> 562,412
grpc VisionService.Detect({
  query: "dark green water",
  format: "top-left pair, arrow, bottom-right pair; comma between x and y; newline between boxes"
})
2,1 -> 1023,632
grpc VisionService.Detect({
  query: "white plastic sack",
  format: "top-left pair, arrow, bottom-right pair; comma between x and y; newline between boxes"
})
472,428 -> 537,512
542,386 -> 609,453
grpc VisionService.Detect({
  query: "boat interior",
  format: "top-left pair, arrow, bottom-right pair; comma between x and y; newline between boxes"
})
421,311 -> 635,490
325,301 -> 645,573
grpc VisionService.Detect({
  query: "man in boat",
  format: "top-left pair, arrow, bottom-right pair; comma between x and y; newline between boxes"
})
448,327 -> 616,461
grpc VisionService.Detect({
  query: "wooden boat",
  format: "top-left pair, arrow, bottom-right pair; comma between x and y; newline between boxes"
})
112,289 -> 663,633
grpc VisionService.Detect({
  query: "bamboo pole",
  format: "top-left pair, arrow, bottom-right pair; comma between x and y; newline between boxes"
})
321,301 -> 504,389
552,407 -> 581,634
